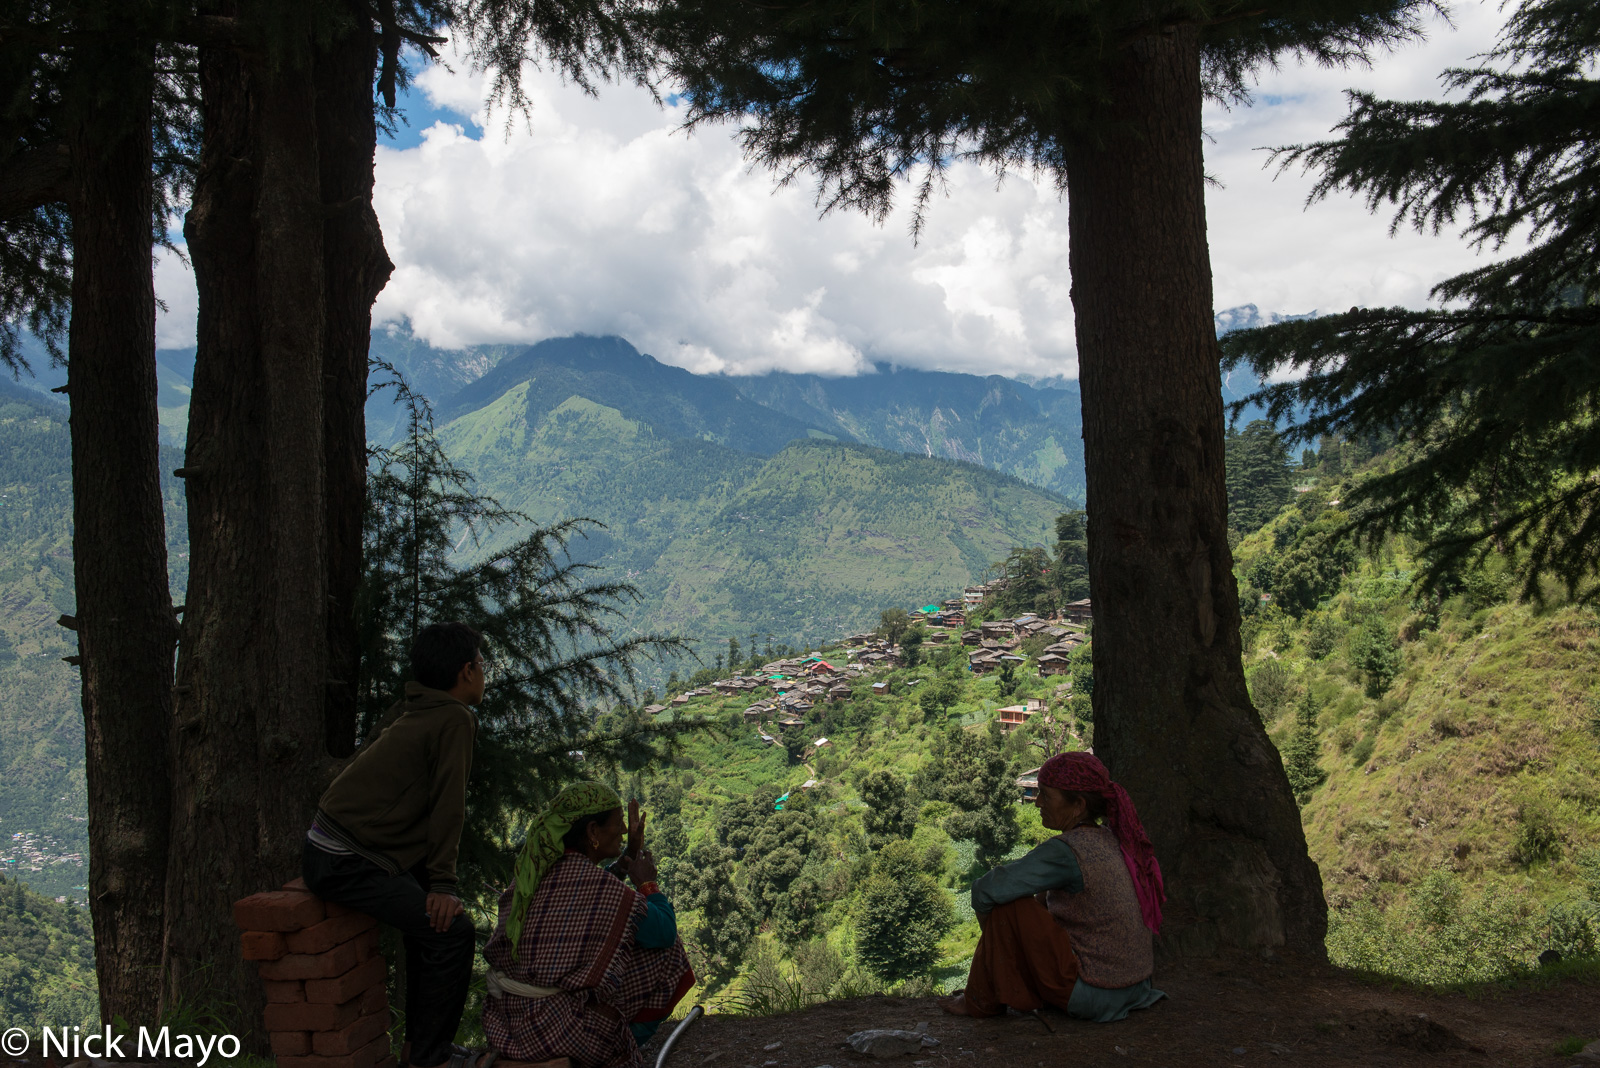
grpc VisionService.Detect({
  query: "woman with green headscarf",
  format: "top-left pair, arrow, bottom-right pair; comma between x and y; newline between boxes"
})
482,782 -> 694,1068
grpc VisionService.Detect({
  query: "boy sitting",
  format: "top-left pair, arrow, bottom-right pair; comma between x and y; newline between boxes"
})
303,622 -> 485,1068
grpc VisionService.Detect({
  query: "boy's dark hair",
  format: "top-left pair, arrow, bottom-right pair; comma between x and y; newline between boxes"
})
410,622 -> 483,691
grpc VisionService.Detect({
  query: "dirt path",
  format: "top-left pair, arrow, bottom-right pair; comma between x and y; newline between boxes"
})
646,959 -> 1600,1068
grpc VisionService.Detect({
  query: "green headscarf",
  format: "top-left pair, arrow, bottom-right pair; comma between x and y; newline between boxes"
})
506,781 -> 622,955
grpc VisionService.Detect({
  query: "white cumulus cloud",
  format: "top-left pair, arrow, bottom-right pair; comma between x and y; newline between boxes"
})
156,2 -> 1512,378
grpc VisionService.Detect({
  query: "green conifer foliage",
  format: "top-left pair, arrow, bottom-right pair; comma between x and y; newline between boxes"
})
1052,510 -> 1089,603
677,840 -> 756,984
1223,0 -> 1600,601
1348,615 -> 1403,698
1283,690 -> 1327,803
918,723 -> 1019,868
359,368 -> 697,901
854,840 -> 954,983
1226,420 -> 1296,534
859,769 -> 917,849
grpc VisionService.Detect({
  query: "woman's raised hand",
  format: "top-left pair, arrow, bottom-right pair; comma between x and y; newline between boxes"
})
626,797 -> 647,857
629,849 -> 659,887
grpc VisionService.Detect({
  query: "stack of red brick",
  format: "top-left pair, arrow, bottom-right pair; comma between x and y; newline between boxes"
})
234,879 -> 397,1068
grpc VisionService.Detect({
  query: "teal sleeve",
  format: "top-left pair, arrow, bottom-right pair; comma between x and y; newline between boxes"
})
970,838 -> 1084,914
634,892 -> 677,949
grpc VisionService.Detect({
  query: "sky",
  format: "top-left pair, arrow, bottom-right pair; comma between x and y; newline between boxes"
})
154,3 -> 1512,379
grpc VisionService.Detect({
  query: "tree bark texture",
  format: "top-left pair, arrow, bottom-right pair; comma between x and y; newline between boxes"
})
65,50 -> 177,1026
164,15 -> 335,1030
316,25 -> 393,759
1063,22 -> 1327,957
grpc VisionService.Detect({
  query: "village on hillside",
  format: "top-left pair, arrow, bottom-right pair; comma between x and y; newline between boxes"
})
646,582 -> 1094,800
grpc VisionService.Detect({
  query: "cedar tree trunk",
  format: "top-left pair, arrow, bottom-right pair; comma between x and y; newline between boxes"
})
316,24 -> 393,759
164,19 -> 332,1029
65,49 -> 177,1025
1063,22 -> 1327,957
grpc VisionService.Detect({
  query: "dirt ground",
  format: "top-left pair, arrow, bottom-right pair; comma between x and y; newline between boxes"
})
642,959 -> 1600,1068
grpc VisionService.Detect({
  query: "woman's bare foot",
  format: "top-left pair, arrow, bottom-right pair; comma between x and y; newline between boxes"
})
938,992 -> 974,1016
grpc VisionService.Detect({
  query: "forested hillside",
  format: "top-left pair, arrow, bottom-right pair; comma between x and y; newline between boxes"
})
0,872 -> 97,1029
434,382 -> 1070,650
548,426 -> 1599,1017
0,381 -> 186,902
1230,431 -> 1600,983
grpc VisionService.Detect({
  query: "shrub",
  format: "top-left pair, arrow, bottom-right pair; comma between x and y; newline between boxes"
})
1512,802 -> 1563,867
1350,616 -> 1403,697
1326,874 -> 1543,986
855,841 -> 955,982
1306,612 -> 1343,659
1248,660 -> 1296,720
1349,735 -> 1376,766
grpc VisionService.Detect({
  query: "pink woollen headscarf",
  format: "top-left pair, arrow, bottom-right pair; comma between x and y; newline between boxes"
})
1039,752 -> 1165,935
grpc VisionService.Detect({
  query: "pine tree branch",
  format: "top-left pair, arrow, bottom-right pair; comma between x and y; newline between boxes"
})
0,143 -> 72,218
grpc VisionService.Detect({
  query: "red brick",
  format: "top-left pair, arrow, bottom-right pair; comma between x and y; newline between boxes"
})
286,912 -> 377,955
311,1010 -> 390,1056
278,1033 -> 389,1068
233,890 -> 324,932
264,979 -> 306,1003
263,998 -> 362,1033
373,1056 -> 398,1068
325,899 -> 359,918
257,929 -> 376,981
305,954 -> 387,1004
358,982 -> 388,1015
283,877 -> 310,892
269,1032 -> 311,1057
241,930 -> 288,960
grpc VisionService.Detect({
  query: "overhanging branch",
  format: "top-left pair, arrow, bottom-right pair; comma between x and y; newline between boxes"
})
0,143 -> 73,218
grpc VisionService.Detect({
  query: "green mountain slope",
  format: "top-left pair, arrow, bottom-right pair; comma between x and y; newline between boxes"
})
437,387 -> 1069,649
0,382 -> 83,873
438,335 -> 831,455
0,871 -> 97,1029
1232,446 -> 1600,981
0,379 -> 187,901
731,367 -> 1084,498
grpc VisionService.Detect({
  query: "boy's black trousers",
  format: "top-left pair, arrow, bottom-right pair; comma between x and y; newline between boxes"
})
303,841 -> 475,1067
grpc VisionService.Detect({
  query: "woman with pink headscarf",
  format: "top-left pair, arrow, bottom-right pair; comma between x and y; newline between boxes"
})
939,752 -> 1167,1022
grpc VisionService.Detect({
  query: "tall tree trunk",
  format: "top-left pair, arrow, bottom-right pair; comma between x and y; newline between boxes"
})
1063,22 -> 1327,958
316,23 -> 393,759
65,46 -> 176,1026
164,14 -> 332,1031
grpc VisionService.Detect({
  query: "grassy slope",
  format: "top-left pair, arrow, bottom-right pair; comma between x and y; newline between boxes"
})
1233,463 -> 1600,979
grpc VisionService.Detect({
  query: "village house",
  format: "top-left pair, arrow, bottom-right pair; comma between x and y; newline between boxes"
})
670,694 -> 690,706
643,704 -> 666,716
828,682 -> 852,702
871,681 -> 891,695
980,621 -> 1012,640
968,649 -> 1001,674
1038,653 -> 1072,676
996,698 -> 1045,732
1017,767 -> 1041,802
1064,598 -> 1093,626
961,629 -> 982,646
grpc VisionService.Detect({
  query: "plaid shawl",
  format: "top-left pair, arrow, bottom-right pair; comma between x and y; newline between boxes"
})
483,852 -> 692,1068
508,781 -> 621,955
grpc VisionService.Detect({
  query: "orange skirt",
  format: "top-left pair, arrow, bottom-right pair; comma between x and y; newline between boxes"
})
962,896 -> 1080,1017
